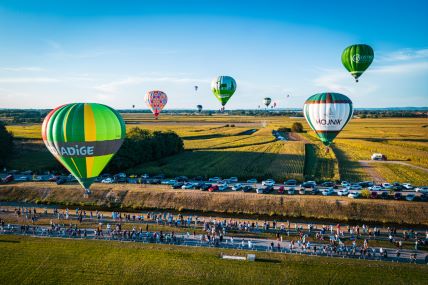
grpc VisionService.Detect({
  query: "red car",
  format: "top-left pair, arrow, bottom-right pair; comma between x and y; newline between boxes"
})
277,186 -> 285,194
208,185 -> 219,192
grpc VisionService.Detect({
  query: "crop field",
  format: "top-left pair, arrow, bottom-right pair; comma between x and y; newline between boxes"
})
5,116 -> 428,184
0,235 -> 427,285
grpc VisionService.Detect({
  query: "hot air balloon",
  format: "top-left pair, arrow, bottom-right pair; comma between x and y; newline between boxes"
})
263,97 -> 272,108
211,76 -> 236,108
303,92 -> 353,147
42,103 -> 126,194
196,104 -> 203,113
132,105 -> 135,109
273,102 -> 277,108
145,90 -> 167,119
342,44 -> 374,82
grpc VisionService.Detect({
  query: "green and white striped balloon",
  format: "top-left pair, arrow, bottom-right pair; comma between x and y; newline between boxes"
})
304,93 -> 353,146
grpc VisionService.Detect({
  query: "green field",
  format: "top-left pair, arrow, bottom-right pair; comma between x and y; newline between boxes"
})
0,235 -> 426,285
5,116 -> 428,184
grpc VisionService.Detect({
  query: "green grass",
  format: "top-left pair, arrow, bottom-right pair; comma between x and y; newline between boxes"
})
0,235 -> 426,285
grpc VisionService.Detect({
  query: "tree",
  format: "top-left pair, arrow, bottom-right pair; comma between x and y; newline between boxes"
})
0,121 -> 14,168
291,122 -> 304,133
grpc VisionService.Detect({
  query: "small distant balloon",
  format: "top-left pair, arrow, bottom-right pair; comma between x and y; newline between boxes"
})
132,105 -> 135,109
145,90 -> 168,119
197,104 -> 203,113
263,97 -> 272,108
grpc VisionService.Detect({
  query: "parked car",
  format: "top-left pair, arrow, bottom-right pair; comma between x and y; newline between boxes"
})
358,181 -> 374,188
229,177 -> 238,183
298,188 -> 306,195
200,183 -> 212,191
392,182 -> 403,191
321,181 -> 335,188
285,179 -> 297,186
301,181 -> 316,189
209,177 -> 221,183
56,178 -> 67,185
208,185 -> 219,192
370,191 -> 378,199
263,186 -> 273,194
242,185 -> 253,192
337,188 -> 349,196
68,174 -> 77,182
246,178 -> 258,184
192,176 -> 204,181
405,194 -> 416,201
147,178 -> 161,184
321,188 -> 334,196
381,183 -> 393,190
175,176 -> 188,182
231,183 -> 242,191
415,186 -> 428,194
369,185 -> 383,191
277,186 -> 285,194
287,188 -> 296,195
402,183 -> 413,190
394,192 -> 402,200
33,176 -> 43,182
380,191 -> 389,199
348,191 -> 360,199
193,182 -> 204,189
101,178 -> 114,184
348,184 -> 362,190
162,179 -> 176,185
182,183 -> 195,190
218,184 -> 229,191
262,179 -> 275,186
371,153 -> 387,161
2,175 -> 14,183
172,182 -> 184,189
15,176 -> 29,182
48,175 -> 59,182
141,174 -> 150,179
256,187 -> 264,194
341,181 -> 350,188
420,193 -> 428,202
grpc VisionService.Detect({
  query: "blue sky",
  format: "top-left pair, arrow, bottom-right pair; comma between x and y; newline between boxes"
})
0,0 -> 427,109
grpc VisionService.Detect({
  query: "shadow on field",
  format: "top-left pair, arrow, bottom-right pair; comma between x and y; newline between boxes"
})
0,239 -> 20,243
255,258 -> 281,264
138,150 -> 306,181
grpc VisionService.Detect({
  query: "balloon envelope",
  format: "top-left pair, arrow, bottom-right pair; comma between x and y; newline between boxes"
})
263,97 -> 272,107
42,103 -> 126,192
342,44 -> 374,82
304,93 -> 353,146
196,104 -> 203,113
211,76 -> 236,106
145,90 -> 168,119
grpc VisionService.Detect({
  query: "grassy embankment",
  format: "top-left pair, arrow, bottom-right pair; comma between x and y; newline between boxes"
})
1,183 -> 427,226
0,235 -> 427,285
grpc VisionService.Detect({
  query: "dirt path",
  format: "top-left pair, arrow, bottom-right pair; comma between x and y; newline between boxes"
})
358,161 -> 385,184
359,160 -> 428,173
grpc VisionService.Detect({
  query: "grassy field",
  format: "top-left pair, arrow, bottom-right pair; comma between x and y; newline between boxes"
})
0,235 -> 427,285
1,183 -> 428,226
5,116 -> 428,184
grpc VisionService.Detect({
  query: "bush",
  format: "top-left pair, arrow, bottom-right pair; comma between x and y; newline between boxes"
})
0,121 -> 14,168
291,122 -> 304,133
361,189 -> 370,198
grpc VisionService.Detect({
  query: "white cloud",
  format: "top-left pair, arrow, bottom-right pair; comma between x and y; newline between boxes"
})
379,48 -> 428,62
94,76 -> 210,93
370,61 -> 428,74
0,66 -> 46,72
0,77 -> 61,83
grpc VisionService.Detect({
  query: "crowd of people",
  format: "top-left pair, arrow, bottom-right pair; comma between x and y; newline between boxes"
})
1,206 -> 427,264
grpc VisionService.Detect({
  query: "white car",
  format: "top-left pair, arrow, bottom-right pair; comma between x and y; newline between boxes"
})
369,185 -> 383,191
348,184 -> 362,190
321,188 -> 334,196
348,191 -> 361,199
247,178 -> 257,183
341,181 -> 350,187
337,188 -> 349,196
256,187 -> 264,194
415,186 -> 428,194
209,177 -> 221,183
306,181 -> 317,187
402,183 -> 413,190
262,179 -> 275,186
218,184 -> 229,191
381,183 -> 393,189
101,178 -> 114,184
15,176 -> 29,182
33,176 -> 43,181
181,183 -> 194,190
229,177 -> 238,183
232,183 -> 243,191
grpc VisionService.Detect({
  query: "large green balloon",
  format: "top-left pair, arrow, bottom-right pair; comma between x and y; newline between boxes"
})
211,76 -> 236,106
341,44 -> 374,82
42,103 -> 126,194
